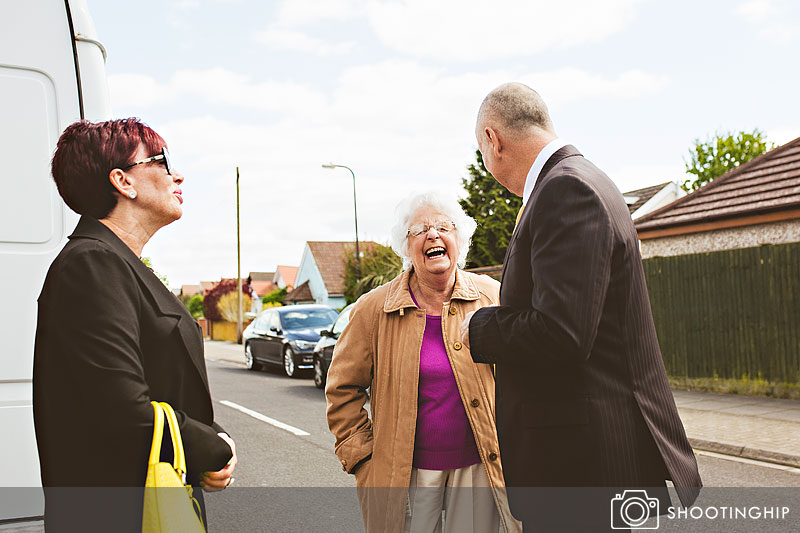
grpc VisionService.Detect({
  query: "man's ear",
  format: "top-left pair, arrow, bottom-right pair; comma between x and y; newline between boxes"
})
108,168 -> 136,198
485,126 -> 502,157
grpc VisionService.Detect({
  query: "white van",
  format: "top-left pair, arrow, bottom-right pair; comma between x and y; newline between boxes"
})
0,0 -> 110,522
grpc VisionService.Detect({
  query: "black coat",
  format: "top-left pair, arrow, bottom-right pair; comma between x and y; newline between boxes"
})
470,146 -> 702,527
33,216 -> 231,531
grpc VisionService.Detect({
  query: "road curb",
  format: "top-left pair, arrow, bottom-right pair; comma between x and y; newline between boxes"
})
689,437 -> 800,468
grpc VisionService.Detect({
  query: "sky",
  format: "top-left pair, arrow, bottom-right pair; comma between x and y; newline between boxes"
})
87,0 -> 800,289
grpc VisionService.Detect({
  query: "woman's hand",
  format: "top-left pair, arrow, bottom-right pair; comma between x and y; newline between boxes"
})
201,432 -> 237,491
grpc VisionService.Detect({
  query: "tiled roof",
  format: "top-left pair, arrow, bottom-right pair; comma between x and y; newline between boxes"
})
200,281 -> 218,295
181,284 -> 200,297
307,241 -> 378,296
284,280 -> 313,303
635,137 -> 800,234
275,265 -> 298,287
250,280 -> 276,297
249,271 -> 274,282
623,182 -> 671,215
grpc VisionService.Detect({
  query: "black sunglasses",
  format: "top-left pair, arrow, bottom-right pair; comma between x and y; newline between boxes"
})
119,147 -> 172,175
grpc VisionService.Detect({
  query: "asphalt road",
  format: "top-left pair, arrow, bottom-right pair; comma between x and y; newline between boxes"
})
200,340 -> 800,532
6,342 -> 797,533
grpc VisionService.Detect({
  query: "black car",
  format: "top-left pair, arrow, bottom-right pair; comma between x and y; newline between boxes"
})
243,305 -> 338,377
312,303 -> 355,389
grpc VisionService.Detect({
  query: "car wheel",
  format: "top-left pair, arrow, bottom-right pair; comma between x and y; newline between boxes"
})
313,356 -> 325,389
283,346 -> 297,378
245,343 -> 260,371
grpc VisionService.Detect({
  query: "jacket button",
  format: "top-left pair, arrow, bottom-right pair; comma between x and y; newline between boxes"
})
449,307 -> 457,315
453,342 -> 462,350
488,452 -> 498,461
470,398 -> 479,408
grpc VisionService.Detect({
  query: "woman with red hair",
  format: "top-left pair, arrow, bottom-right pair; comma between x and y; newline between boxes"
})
33,118 -> 236,532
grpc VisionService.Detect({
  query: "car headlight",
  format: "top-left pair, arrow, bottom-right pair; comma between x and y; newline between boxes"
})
291,340 -> 316,350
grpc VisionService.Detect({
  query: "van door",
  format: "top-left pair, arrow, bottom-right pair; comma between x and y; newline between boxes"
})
0,0 -> 110,521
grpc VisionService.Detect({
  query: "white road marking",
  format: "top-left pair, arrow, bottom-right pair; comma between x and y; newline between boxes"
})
695,449 -> 800,473
219,400 -> 310,436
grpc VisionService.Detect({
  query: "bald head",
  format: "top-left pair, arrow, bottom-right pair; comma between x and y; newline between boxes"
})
477,82 -> 555,138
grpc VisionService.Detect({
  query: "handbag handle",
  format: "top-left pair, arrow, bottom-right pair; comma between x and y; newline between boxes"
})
159,402 -> 188,479
148,401 -> 189,482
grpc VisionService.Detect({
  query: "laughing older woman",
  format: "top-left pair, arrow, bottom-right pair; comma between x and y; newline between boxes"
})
325,192 -> 521,533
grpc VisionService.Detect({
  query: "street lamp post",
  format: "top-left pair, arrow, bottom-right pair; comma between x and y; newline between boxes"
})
322,163 -> 360,279
236,166 -> 243,344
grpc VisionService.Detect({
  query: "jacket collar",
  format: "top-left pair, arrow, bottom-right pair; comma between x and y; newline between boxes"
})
69,217 -> 179,316
69,216 -> 210,392
383,267 -> 481,314
499,145 -> 583,291
530,144 -> 582,197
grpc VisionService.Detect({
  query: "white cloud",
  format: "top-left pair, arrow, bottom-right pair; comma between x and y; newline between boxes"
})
260,0 -> 643,61
736,0 -> 775,21
253,27 -> 356,56
109,69 -> 329,117
518,68 -> 669,109
109,62 -> 669,285
108,74 -> 175,108
365,0 -> 643,61
274,0 -> 364,25
736,0 -> 798,44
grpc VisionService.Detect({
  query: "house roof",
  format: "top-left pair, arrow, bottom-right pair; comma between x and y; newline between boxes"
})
307,241 -> 377,296
284,280 -> 313,303
200,281 -> 218,295
275,265 -> 298,287
635,137 -> 800,238
181,284 -> 201,297
248,271 -> 275,282
623,182 -> 672,215
250,280 -> 276,297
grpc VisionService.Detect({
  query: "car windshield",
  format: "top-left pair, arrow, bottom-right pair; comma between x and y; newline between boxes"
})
281,308 -> 338,330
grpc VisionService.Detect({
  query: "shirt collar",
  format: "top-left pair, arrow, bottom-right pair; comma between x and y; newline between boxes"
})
522,138 -> 568,205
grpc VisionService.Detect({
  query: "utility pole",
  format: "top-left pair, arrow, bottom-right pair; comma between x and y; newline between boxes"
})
236,166 -> 243,344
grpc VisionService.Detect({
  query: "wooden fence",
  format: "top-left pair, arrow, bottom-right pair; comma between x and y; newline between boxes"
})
643,242 -> 800,383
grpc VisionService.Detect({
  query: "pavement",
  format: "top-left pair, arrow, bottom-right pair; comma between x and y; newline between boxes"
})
673,389 -> 800,469
204,341 -> 800,470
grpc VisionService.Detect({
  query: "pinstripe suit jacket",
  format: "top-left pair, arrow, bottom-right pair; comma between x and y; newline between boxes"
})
470,146 -> 702,519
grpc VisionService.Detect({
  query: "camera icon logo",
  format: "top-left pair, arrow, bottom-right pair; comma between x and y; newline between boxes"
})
611,490 -> 660,529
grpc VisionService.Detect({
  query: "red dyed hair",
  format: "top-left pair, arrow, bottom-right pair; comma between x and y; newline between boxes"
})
51,118 -> 166,218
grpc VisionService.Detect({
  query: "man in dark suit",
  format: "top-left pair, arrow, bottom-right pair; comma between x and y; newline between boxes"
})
461,83 -> 701,530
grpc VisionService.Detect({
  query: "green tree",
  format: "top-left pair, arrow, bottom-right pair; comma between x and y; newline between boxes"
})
186,294 -> 204,319
343,243 -> 403,305
683,130 -> 774,191
459,149 -> 521,268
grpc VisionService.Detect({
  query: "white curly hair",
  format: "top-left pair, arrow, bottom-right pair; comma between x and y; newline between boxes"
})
389,191 -> 477,270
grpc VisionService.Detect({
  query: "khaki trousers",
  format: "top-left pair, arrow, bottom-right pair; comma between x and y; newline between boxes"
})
404,463 -> 501,533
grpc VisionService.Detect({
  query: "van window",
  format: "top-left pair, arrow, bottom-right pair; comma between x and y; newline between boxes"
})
0,68 -> 59,245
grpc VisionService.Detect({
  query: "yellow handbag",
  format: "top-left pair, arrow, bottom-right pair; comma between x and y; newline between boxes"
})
142,401 -> 206,533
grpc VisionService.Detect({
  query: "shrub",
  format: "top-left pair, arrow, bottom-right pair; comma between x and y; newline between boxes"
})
185,294 -> 204,319
261,286 -> 288,305
204,279 -> 253,321
217,292 -> 253,322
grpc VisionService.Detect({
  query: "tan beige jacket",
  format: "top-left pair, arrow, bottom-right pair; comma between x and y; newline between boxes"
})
325,268 -> 521,533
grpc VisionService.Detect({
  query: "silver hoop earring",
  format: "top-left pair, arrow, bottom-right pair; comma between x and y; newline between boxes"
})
128,191 -> 137,199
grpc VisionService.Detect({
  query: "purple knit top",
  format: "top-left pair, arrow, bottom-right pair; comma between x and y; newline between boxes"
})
410,287 -> 481,470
